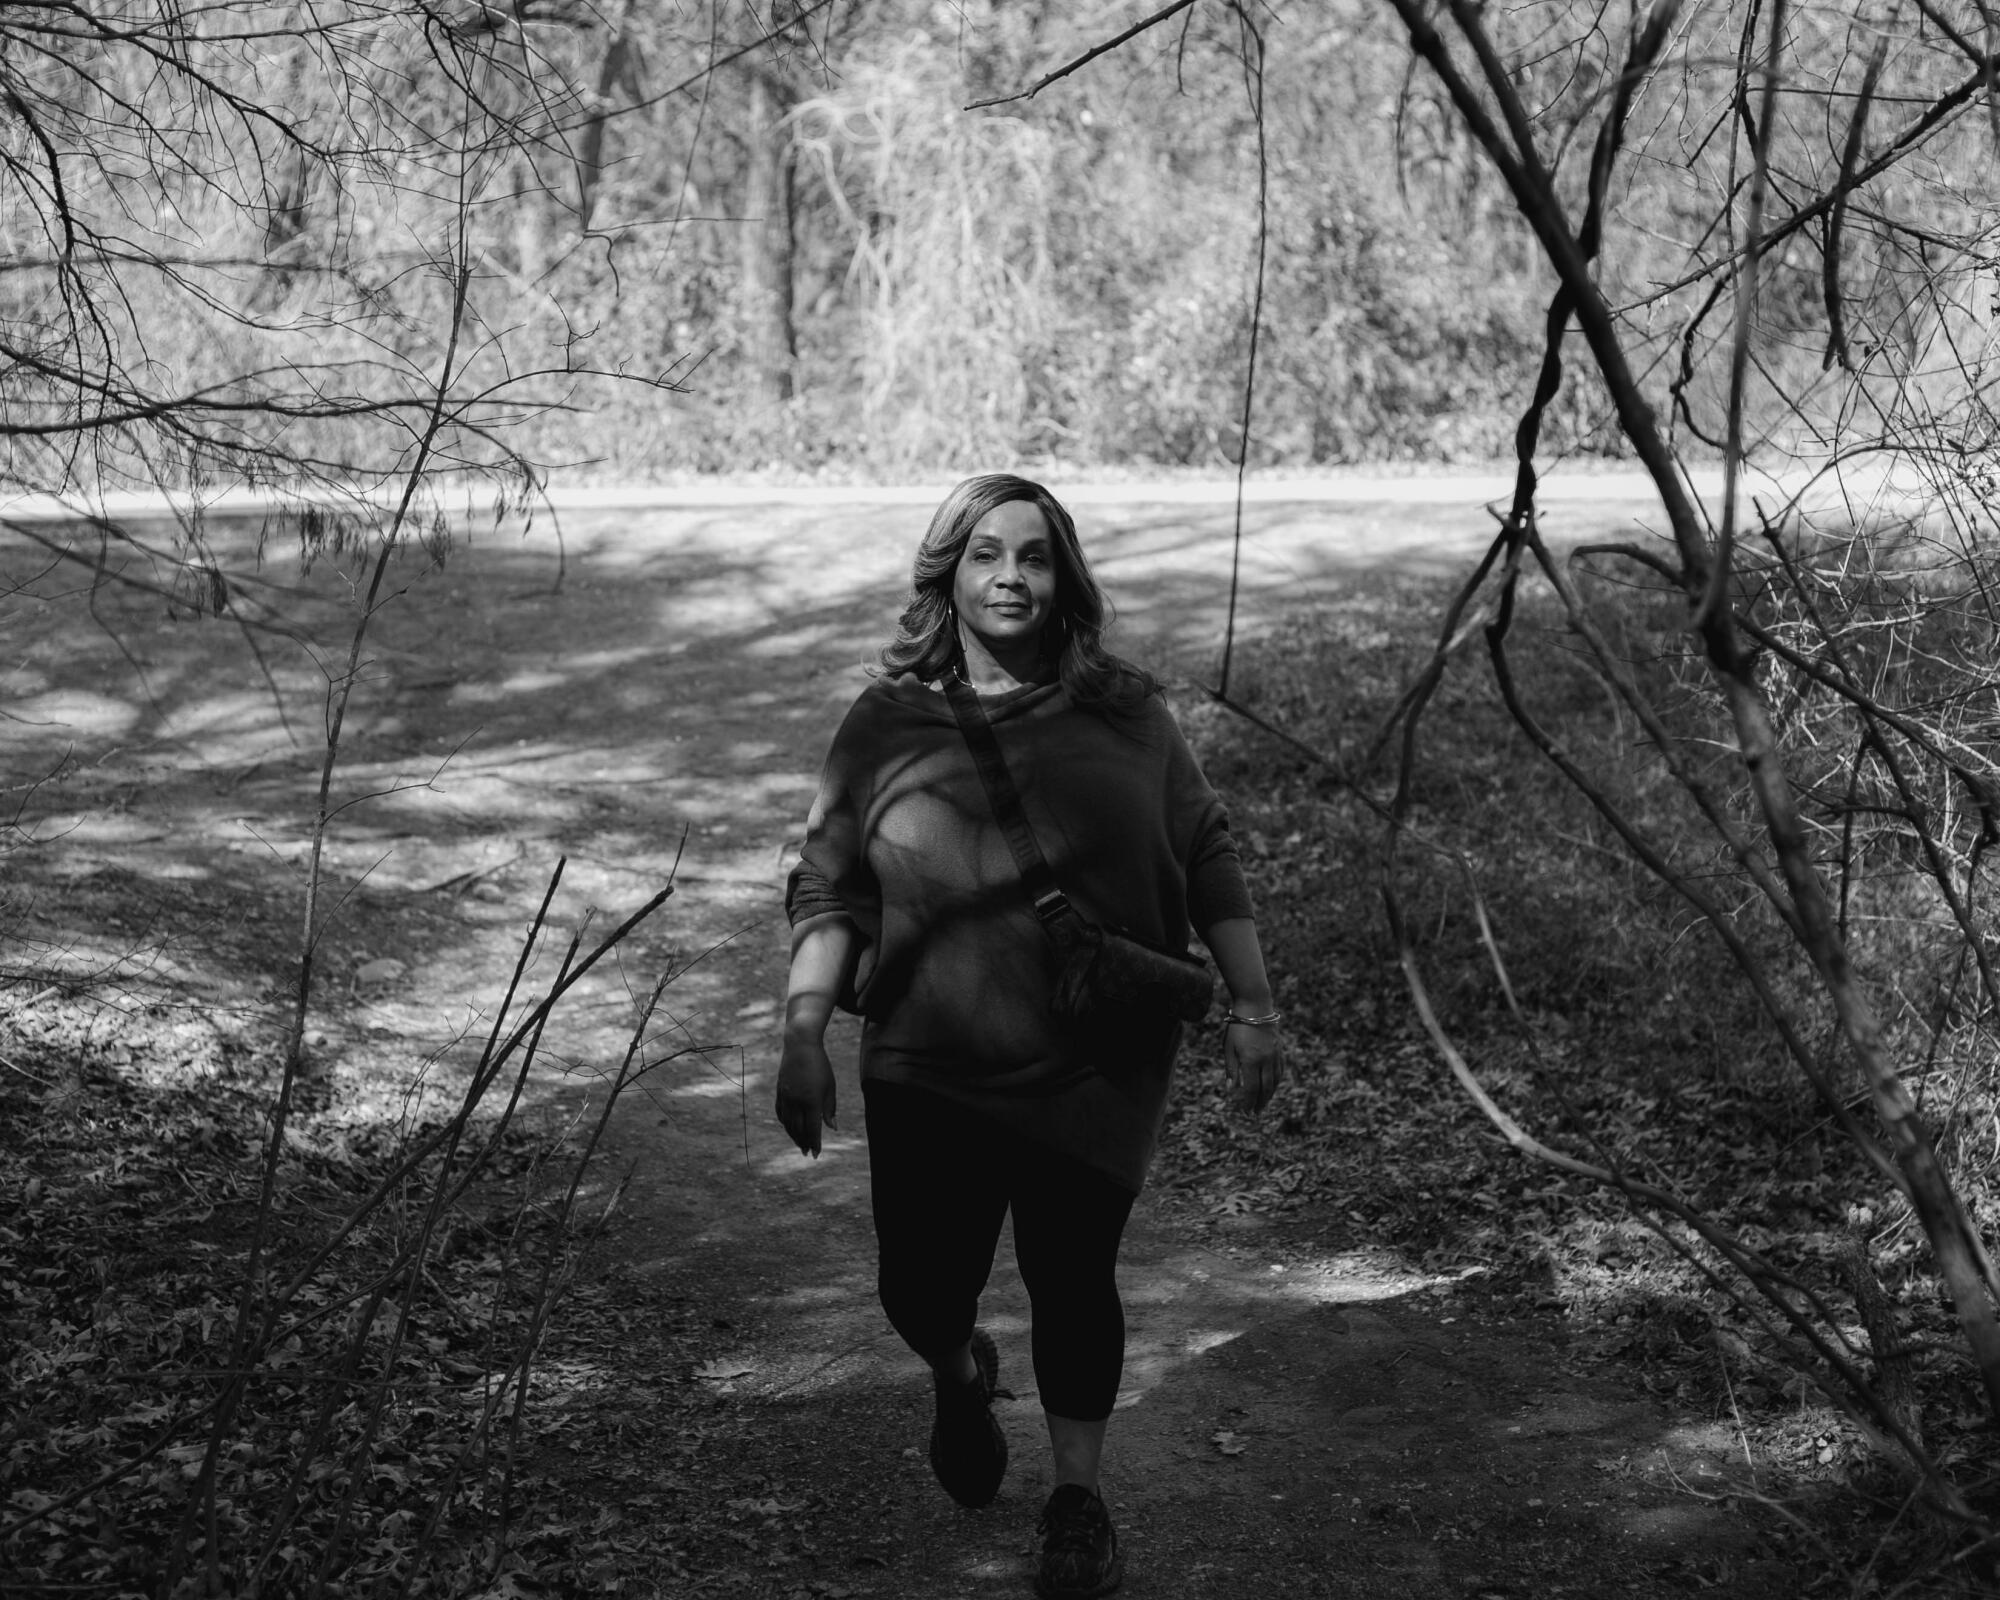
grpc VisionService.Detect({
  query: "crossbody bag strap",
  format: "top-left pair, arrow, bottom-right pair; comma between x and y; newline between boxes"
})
940,676 -> 1073,930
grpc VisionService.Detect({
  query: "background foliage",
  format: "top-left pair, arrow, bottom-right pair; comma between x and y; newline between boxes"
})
0,0 -> 1605,496
10,0 -> 2000,1591
543,0 -> 1609,476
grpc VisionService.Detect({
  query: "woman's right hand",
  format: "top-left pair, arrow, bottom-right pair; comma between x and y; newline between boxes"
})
775,1033 -> 839,1157
775,913 -> 859,1158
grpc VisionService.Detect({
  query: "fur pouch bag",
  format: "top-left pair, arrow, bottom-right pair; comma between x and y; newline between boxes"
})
1045,907 -> 1214,1025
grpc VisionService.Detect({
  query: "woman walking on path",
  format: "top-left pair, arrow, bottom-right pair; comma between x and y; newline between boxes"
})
775,474 -> 1282,1598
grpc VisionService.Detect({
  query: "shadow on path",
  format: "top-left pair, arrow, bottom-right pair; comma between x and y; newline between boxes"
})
1,493 -> 1790,1596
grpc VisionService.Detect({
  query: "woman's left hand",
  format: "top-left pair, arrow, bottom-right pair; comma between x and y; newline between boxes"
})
1224,1021 -> 1283,1113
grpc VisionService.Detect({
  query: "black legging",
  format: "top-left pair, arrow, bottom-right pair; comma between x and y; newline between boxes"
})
863,1080 -> 1138,1422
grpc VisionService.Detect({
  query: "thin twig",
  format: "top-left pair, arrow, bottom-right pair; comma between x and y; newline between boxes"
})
964,0 -> 1200,110
1217,0 -> 1268,700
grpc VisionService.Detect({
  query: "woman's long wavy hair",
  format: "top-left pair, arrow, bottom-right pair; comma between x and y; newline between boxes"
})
878,474 -> 1158,709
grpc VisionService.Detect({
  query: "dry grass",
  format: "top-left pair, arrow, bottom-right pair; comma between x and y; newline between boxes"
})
1162,563 -> 2000,1591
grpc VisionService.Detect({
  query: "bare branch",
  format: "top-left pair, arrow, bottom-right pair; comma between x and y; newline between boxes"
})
964,0 -> 1200,111
1823,43 -> 1887,372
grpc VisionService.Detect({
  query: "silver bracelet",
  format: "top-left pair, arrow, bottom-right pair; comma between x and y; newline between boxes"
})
1224,1009 -> 1282,1028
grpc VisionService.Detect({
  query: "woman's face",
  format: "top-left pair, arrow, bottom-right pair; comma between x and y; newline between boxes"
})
951,500 -> 1058,656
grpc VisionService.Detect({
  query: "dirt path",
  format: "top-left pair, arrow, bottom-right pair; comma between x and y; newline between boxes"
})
3,490 -> 1795,1596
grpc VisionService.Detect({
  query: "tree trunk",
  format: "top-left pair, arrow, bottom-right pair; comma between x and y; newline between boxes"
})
741,68 -> 796,406
575,12 -> 636,232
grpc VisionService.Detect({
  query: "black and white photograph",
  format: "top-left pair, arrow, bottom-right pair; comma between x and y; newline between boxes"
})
4,2 -> 2000,1596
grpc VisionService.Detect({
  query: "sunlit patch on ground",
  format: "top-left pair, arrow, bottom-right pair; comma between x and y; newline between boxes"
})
4,498 -> 1964,1595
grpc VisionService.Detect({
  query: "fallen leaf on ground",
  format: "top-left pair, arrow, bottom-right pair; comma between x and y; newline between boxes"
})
464,1574 -> 545,1599
726,1496 -> 798,1516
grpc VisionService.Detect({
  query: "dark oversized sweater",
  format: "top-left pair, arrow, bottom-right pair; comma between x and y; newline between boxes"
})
785,671 -> 1254,1191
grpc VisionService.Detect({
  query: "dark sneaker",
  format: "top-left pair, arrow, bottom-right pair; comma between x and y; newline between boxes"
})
1035,1483 -> 1122,1598
928,1327 -> 1007,1508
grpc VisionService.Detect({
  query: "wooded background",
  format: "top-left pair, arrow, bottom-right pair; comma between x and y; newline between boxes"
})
0,0 -> 1630,496
9,1 -> 2000,1593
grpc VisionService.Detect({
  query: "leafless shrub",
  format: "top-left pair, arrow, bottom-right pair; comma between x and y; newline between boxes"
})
0,861 -> 684,1596
1342,0 -> 2000,1564
1005,0 -> 2000,1573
